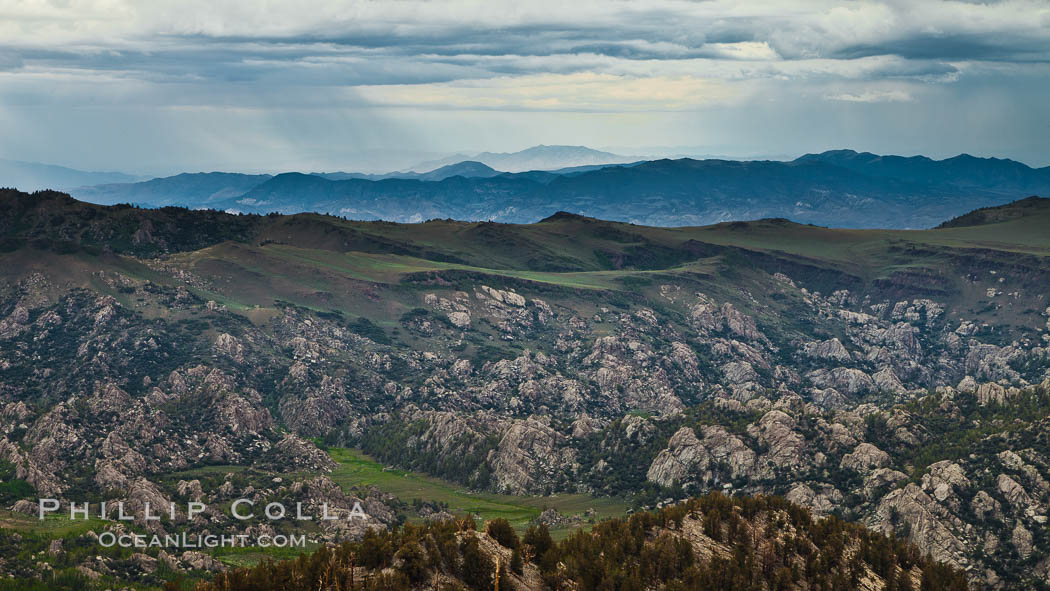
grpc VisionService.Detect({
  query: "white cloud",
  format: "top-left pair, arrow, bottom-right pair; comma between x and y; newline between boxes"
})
824,89 -> 914,103
355,72 -> 739,112
700,42 -> 781,61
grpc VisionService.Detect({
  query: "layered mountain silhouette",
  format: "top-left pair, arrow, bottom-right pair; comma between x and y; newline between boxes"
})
26,148 -> 1050,228
72,171 -> 273,206
314,160 -> 502,182
407,144 -> 636,172
796,150 -> 1050,194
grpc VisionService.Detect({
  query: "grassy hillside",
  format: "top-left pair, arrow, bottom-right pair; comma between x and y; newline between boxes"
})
2,190 -> 1050,590
935,195 -> 1050,228
328,448 -> 627,538
3,189 -> 1049,365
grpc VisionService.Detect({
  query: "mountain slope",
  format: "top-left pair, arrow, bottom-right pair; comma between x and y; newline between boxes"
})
416,160 -> 501,181
71,171 -> 273,206
194,494 -> 970,591
935,195 -> 1050,228
2,191 -> 1050,589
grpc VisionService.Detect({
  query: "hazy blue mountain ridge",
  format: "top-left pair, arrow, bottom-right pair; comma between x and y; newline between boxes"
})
216,154 -> 1050,228
50,148 -> 1050,229
0,158 -> 143,192
72,171 -> 273,206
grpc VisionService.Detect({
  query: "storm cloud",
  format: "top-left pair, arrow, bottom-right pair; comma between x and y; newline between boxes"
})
0,0 -> 1047,173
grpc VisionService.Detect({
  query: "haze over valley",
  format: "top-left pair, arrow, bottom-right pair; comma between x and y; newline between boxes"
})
5,145 -> 1047,230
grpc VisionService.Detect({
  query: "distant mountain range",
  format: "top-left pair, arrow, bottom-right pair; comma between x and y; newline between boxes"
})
314,160 -> 503,182
73,172 -> 274,207
795,150 -> 1050,194
407,144 -> 639,172
0,158 -> 144,191
7,147 -> 1050,229
215,153 -> 1047,228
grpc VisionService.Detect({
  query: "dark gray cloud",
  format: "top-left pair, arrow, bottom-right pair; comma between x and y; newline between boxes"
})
0,0 -> 1046,172
835,32 -> 1050,62
0,50 -> 23,71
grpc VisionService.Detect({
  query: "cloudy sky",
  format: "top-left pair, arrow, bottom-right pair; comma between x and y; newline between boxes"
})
1,0 -> 1048,174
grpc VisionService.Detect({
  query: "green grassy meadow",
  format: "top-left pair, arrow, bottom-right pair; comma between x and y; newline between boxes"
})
327,448 -> 628,538
0,510 -> 108,537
